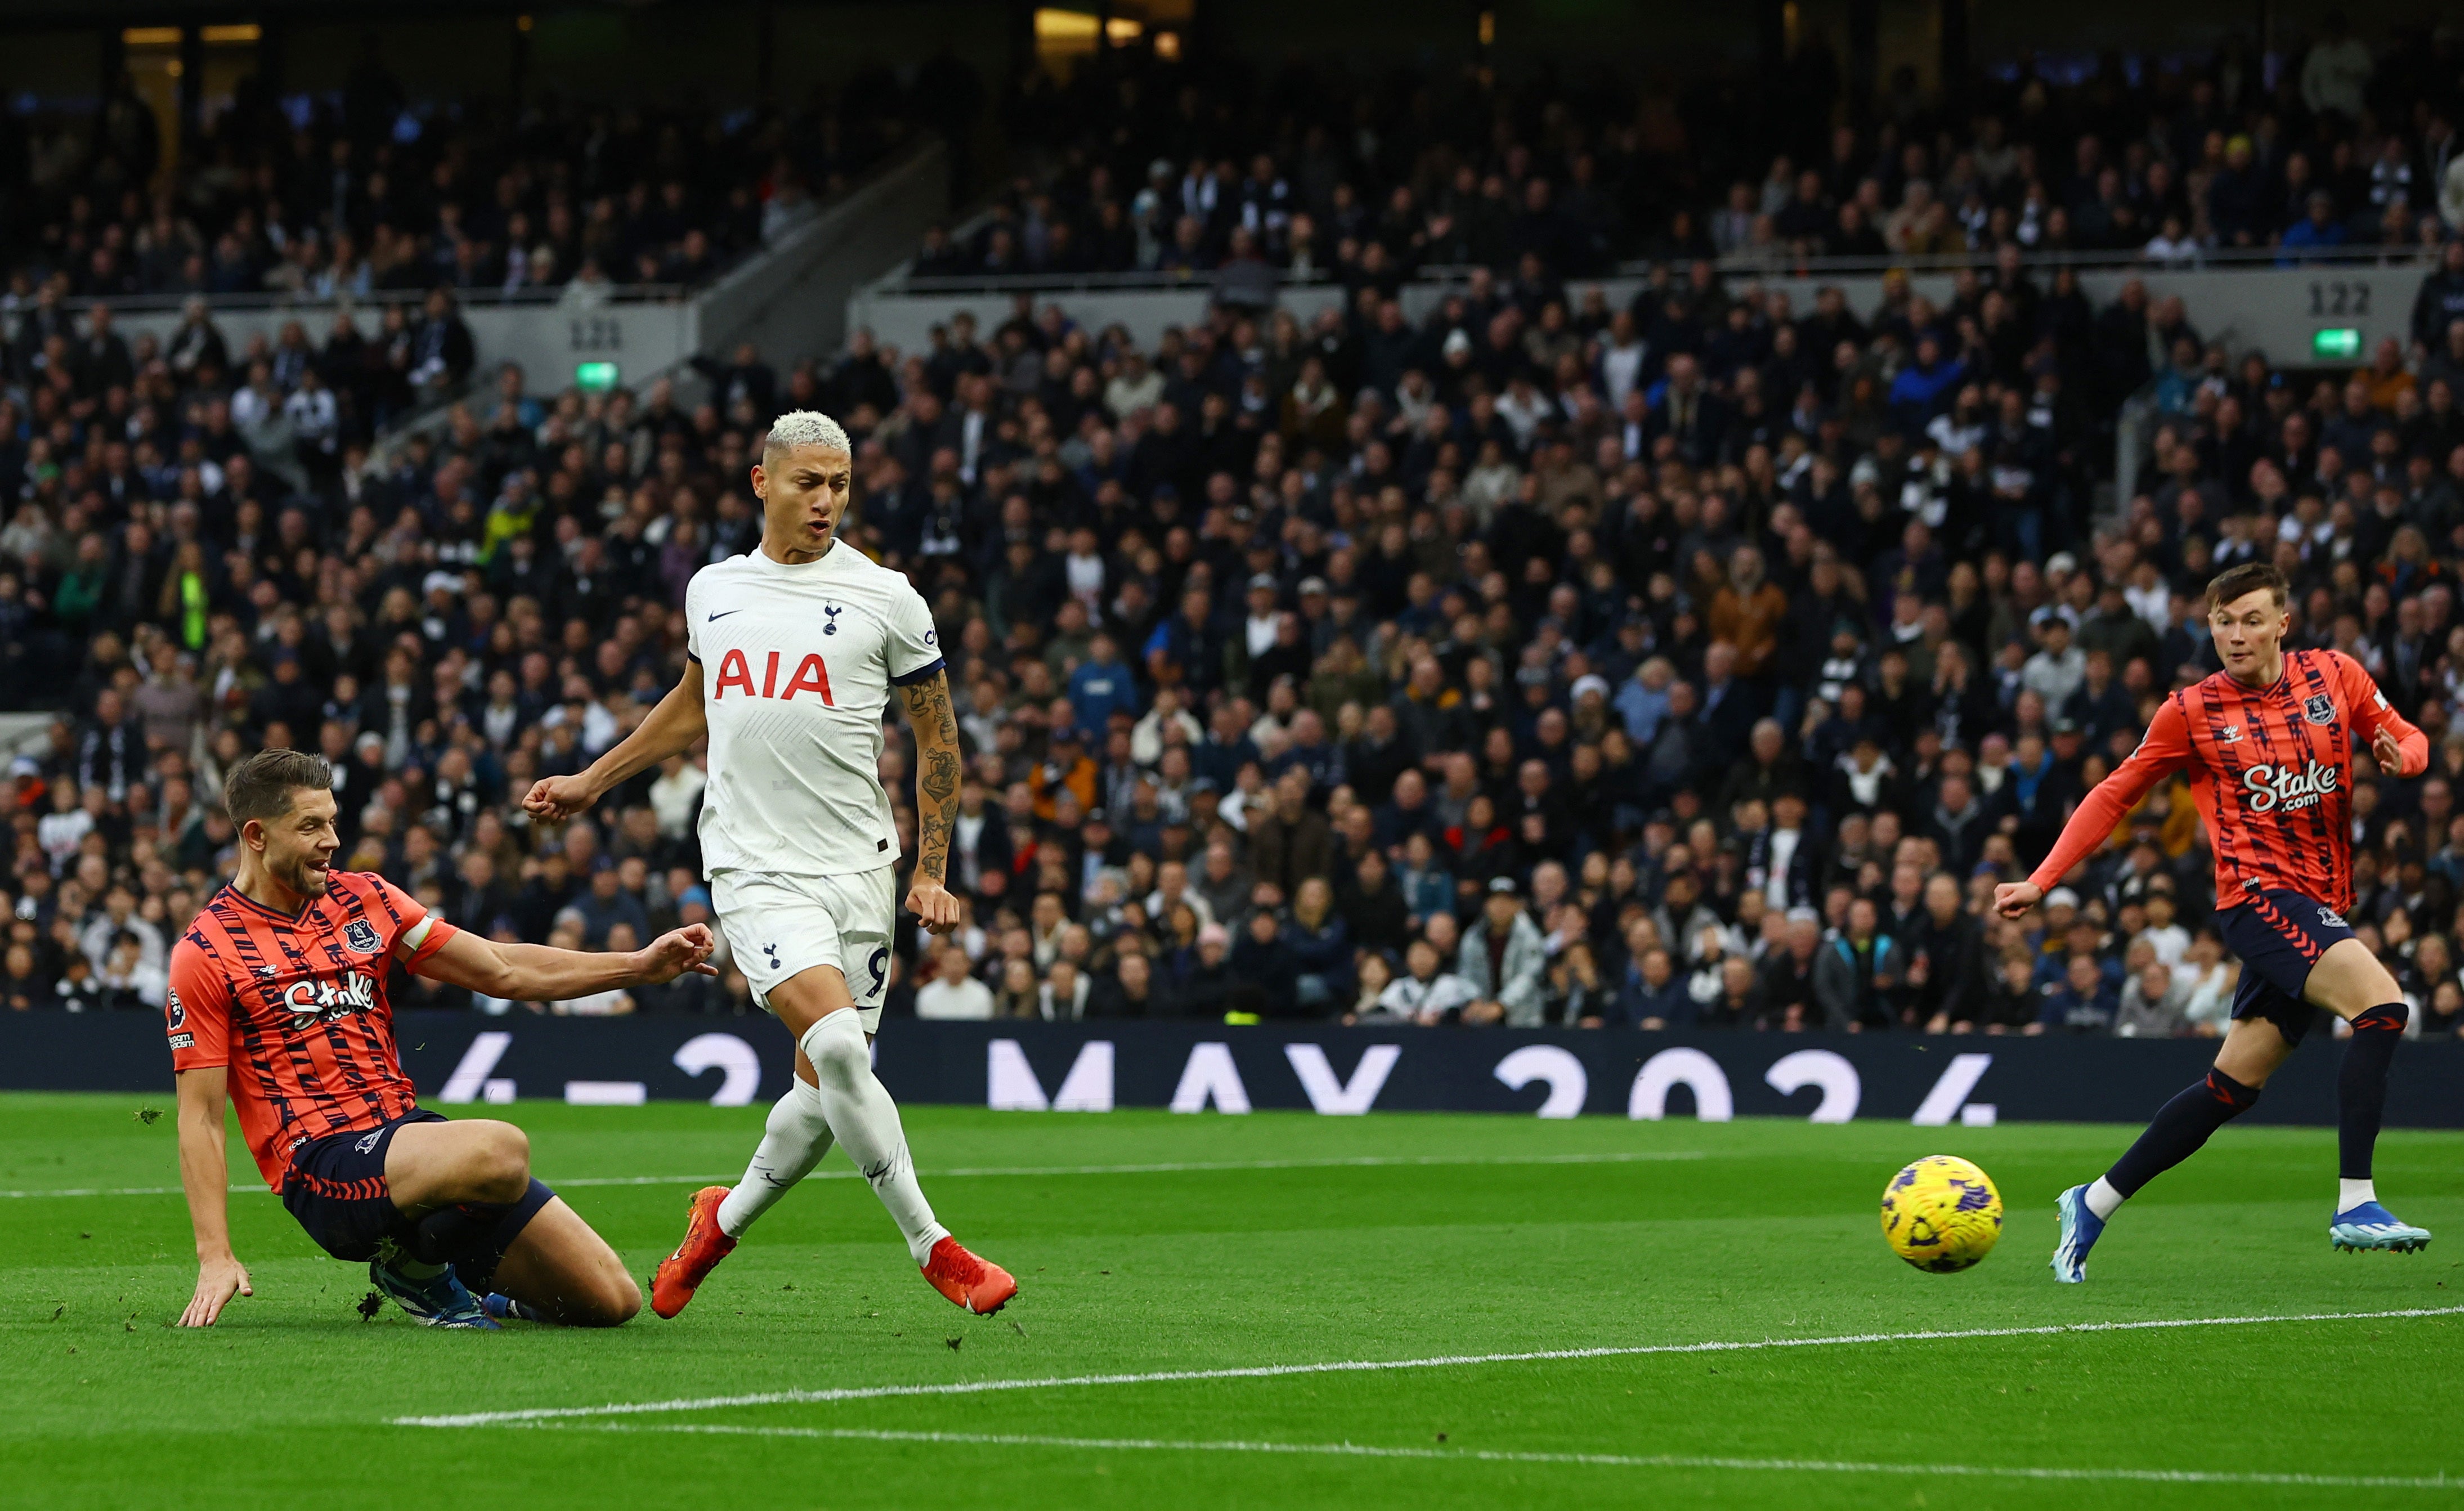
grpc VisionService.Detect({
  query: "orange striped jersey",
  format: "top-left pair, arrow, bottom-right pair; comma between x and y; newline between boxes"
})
2028,648 -> 2426,913
165,871 -> 459,1189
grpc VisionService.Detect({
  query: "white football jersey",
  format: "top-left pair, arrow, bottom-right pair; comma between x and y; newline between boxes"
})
684,545 -> 944,877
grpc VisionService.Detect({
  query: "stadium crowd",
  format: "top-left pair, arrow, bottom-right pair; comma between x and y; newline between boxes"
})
7,23 -> 2464,1038
6,200 -> 2464,1037
0,44 -> 948,480
5,44 -> 929,303
929,15 -> 2462,286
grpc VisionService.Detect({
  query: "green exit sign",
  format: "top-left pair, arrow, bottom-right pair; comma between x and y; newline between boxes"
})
574,360 -> 621,392
2311,328 -> 2362,361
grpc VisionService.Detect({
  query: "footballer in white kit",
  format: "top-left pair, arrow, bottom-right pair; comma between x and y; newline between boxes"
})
686,534 -> 938,1031
524,410 -> 1015,1320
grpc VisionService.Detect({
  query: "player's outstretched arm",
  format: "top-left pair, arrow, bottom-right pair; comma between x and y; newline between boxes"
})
174,1066 -> 252,1328
898,669 -> 963,936
2336,652 -> 2430,777
408,922 -> 720,1002
523,661 -> 707,819
1995,697 -> 2193,918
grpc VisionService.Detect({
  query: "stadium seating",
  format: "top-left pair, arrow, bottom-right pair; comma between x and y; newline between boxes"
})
3,21 -> 2463,1043
911,28 -> 2462,283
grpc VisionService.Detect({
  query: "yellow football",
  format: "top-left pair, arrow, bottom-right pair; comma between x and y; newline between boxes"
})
1880,1155 -> 2003,1272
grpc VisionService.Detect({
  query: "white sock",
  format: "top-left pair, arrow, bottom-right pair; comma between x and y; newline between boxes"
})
799,1009 -> 949,1266
2338,1177 -> 2377,1213
716,1080 -> 834,1239
2085,1177 -> 2125,1221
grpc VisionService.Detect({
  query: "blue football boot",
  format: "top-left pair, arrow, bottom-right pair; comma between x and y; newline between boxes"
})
2330,1201 -> 2433,1253
370,1249 -> 500,1329
483,1291 -> 546,1323
2050,1183 -> 2105,1284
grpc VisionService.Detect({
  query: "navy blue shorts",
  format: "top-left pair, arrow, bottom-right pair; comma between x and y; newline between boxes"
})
280,1109 -> 446,1262
2215,887 -> 2354,1048
280,1110 -> 556,1279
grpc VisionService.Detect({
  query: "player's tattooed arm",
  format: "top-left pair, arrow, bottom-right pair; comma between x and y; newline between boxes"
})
899,670 -> 962,885
898,671 -> 963,935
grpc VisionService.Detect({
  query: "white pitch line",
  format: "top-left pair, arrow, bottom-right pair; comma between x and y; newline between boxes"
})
393,1304 -> 2464,1429
0,1148 -> 1705,1200
518,1423 -> 2464,1491
922,1150 -> 1708,1177
6,1149 -> 1708,1199
0,1182 -> 271,1199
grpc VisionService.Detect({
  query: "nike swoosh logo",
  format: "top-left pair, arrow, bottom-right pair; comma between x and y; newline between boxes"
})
708,609 -> 744,621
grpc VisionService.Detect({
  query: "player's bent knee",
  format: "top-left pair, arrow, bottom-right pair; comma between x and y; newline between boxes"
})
571,1271 -> 642,1327
474,1122 -> 532,1203
563,1256 -> 642,1326
768,1086 -> 820,1138
800,1007 -> 871,1092
2212,1032 -> 2289,1089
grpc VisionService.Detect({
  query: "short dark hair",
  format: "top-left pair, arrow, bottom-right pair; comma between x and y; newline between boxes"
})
223,748 -> 334,826
2205,562 -> 2288,613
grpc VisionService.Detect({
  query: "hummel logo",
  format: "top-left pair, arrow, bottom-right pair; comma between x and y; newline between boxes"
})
709,609 -> 745,621
2217,725 -> 2242,743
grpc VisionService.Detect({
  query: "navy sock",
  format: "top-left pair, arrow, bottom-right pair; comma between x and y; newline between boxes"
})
2338,1004 -> 2408,1182
407,1180 -> 554,1292
2104,1068 -> 2260,1199
410,1204 -> 501,1270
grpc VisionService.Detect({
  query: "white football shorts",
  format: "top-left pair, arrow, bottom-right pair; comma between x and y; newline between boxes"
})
710,867 -> 899,1034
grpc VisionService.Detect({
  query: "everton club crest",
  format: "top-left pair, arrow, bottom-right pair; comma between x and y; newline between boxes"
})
2302,693 -> 2336,726
342,918 -> 383,955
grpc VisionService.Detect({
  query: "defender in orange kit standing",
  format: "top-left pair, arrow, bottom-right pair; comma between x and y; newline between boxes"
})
1993,562 -> 2432,1280
170,748 -> 720,1330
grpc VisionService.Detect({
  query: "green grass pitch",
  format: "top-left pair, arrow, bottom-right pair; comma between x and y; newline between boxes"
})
3,1091 -> 2460,1509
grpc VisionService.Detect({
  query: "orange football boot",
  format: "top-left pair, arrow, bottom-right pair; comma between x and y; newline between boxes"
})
921,1235 -> 1016,1315
651,1185 -> 737,1319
